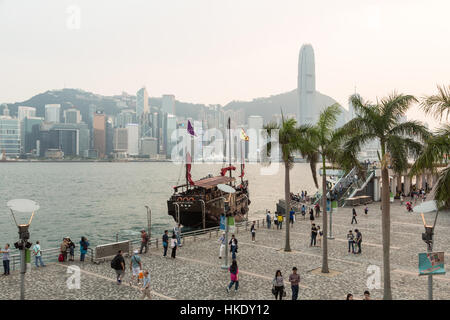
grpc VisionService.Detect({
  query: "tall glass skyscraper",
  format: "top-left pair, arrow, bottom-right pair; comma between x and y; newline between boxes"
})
136,87 -> 149,118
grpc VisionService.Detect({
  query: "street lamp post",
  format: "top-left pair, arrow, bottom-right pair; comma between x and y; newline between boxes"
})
145,205 -> 152,240
7,199 -> 40,301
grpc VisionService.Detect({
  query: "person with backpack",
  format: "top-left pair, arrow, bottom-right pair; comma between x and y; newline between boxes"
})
277,213 -> 283,229
351,208 -> 358,224
60,238 -> 68,262
229,234 -> 238,260
301,205 -> 306,220
79,237 -> 89,262
162,230 -> 169,257
226,259 -> 239,293
111,250 -> 126,285
289,210 -> 295,227
272,270 -> 285,300
130,250 -> 142,286
355,229 -> 362,254
250,221 -> 256,242
309,208 -> 315,225
139,229 -> 149,254
347,230 -> 355,253
32,241 -> 45,267
170,233 -> 178,259
67,238 -> 75,261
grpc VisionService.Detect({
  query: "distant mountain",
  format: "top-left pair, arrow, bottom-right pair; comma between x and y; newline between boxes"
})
223,89 -> 342,123
2,88 -> 343,123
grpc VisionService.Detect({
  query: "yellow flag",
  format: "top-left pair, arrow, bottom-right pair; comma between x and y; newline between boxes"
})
240,128 -> 249,141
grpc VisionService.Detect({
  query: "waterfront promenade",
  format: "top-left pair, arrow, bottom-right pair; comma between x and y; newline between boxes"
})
1,200 -> 450,300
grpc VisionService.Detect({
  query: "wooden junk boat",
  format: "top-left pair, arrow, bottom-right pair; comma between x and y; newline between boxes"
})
167,120 -> 250,229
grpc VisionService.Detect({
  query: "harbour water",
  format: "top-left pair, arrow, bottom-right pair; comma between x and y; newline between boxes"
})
0,162 -> 317,248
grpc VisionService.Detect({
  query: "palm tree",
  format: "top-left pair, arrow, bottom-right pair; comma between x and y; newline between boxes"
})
262,115 -> 309,252
302,103 -> 358,273
411,85 -> 450,208
344,92 -> 429,299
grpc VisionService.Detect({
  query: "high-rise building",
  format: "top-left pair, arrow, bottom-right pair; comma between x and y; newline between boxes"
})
113,128 -> 128,152
21,116 -> 43,154
115,109 -> 137,128
93,111 -> 106,158
136,87 -> 149,118
297,44 -> 316,125
64,108 -> 81,124
0,111 -> 20,158
165,114 -> 177,158
45,104 -> 61,123
18,106 -> 36,121
126,123 -> 139,156
140,137 -> 158,157
162,94 -> 175,115
37,123 -> 86,158
105,117 -> 114,156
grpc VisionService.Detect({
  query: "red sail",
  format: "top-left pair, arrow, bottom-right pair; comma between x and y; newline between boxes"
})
220,166 -> 236,176
186,152 -> 195,186
239,163 -> 245,178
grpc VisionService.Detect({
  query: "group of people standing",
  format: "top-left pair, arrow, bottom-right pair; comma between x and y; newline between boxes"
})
59,236 -> 90,262
347,229 -> 362,254
162,224 -> 182,259
271,267 -> 302,300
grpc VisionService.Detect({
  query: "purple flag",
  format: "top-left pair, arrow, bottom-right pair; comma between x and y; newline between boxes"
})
187,120 -> 196,136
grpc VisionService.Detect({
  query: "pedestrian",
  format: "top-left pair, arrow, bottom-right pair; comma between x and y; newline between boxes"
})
218,232 -> 226,259
226,259 -> 239,293
346,293 -> 353,300
229,234 -> 238,260
316,226 -> 322,248
301,205 -> 306,220
310,224 -> 318,247
289,267 -> 300,300
32,241 -> 45,267
250,221 -> 256,242
315,204 -> 320,217
363,290 -> 370,300
111,250 -> 126,285
130,249 -> 142,286
347,230 -> 355,253
1,244 -> 10,275
351,208 -> 358,224
272,270 -> 285,300
141,270 -> 151,300
173,224 -> 182,247
266,211 -> 271,229
60,238 -> 68,262
170,233 -> 178,259
162,230 -> 169,257
309,208 -> 315,225
364,206 -> 368,215
355,229 -> 362,254
79,237 -> 89,262
400,193 -> 404,206
67,238 -> 75,261
139,229 -> 149,254
289,209 -> 295,227
274,213 -> 279,230
277,213 -> 283,229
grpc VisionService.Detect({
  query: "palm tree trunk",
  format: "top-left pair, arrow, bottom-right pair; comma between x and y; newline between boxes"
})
321,156 -> 329,273
284,162 -> 291,252
381,166 -> 392,299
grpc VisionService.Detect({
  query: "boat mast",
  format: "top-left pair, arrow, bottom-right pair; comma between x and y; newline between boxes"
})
228,117 -> 232,186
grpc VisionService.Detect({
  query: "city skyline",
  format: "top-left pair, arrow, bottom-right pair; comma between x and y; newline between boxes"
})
1,0 -> 449,130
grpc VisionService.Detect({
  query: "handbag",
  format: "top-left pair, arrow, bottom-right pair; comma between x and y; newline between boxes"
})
271,286 -> 276,295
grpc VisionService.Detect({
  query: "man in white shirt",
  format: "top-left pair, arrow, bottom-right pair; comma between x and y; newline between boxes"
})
33,241 -> 45,267
141,270 -> 151,300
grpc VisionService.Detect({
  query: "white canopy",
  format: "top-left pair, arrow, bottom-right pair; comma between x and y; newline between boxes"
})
7,199 -> 40,213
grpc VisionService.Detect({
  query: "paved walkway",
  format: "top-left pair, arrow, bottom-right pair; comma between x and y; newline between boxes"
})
1,200 -> 450,300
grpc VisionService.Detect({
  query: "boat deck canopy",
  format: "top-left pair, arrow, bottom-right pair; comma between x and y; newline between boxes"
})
193,176 -> 234,189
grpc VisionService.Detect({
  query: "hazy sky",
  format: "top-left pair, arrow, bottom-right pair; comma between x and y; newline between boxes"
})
1,0 -> 449,128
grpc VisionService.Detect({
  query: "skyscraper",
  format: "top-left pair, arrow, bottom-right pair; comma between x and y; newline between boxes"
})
45,104 -> 61,123
162,94 -> 175,115
126,123 -> 139,156
297,44 -> 316,125
93,111 -> 106,158
64,108 -> 81,124
18,106 -> 36,121
136,87 -> 149,118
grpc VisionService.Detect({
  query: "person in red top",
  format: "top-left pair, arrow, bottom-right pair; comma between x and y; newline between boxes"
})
226,259 -> 239,293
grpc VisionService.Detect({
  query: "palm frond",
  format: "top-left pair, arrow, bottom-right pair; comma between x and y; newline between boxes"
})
420,85 -> 450,121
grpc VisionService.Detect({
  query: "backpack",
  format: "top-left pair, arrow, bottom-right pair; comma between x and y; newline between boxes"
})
82,242 -> 88,251
111,255 -> 120,269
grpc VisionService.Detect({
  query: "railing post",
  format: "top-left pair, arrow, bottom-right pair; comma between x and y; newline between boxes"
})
257,220 -> 259,228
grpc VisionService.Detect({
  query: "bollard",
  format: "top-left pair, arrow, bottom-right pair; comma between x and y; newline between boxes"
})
262,219 -> 265,227
257,220 -> 259,228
